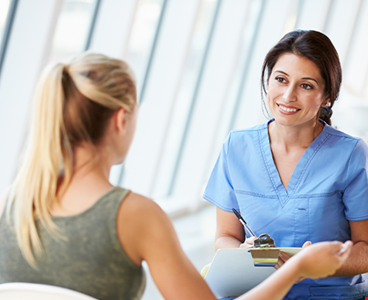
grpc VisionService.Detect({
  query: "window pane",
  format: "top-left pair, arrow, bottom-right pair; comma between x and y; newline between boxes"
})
125,0 -> 164,95
151,0 -> 219,199
0,0 -> 11,47
49,0 -> 96,62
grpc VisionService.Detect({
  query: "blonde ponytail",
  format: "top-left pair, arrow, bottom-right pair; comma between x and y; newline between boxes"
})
9,53 -> 136,267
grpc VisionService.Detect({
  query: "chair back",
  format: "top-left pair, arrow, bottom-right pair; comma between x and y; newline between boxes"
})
0,282 -> 99,300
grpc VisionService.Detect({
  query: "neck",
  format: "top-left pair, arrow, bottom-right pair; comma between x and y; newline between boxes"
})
57,142 -> 114,197
53,143 -> 115,215
268,119 -> 323,151
73,143 -> 112,180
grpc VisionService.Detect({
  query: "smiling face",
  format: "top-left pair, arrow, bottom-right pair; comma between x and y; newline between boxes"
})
267,53 -> 330,128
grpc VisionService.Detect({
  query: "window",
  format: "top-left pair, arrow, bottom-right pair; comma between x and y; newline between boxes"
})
151,0 -> 219,200
48,0 -> 97,62
0,0 -> 11,46
125,0 -> 164,96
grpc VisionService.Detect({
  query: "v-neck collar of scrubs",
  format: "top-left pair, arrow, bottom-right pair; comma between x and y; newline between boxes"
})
259,119 -> 331,207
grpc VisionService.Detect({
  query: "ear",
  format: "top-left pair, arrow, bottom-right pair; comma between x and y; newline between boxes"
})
322,95 -> 331,107
114,107 -> 128,135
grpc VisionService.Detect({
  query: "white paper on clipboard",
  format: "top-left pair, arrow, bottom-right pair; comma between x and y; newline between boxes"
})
204,248 -> 276,299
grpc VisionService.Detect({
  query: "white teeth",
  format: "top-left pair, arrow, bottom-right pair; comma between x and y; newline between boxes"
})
279,105 -> 298,113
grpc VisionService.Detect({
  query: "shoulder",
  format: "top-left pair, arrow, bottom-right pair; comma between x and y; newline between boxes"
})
323,126 -> 368,174
116,192 -> 175,264
117,192 -> 173,239
120,192 -> 166,217
226,122 -> 268,146
229,122 -> 267,137
322,126 -> 368,169
220,122 -> 269,157
324,124 -> 363,144
321,125 -> 368,158
347,138 -> 368,170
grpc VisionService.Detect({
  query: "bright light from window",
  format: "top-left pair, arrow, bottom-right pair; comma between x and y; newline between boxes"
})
0,0 -> 11,45
48,0 -> 95,63
125,0 -> 163,93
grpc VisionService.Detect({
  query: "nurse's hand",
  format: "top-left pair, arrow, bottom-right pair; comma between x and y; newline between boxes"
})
239,236 -> 258,248
275,241 -> 312,283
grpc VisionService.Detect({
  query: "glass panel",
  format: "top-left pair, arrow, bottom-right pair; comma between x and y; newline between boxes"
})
49,0 -> 96,62
0,0 -> 11,46
111,0 -> 164,186
125,0 -> 164,95
332,0 -> 368,142
151,0 -> 219,199
207,0 -> 263,175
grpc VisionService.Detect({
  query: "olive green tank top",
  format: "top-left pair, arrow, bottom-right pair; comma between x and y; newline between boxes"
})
0,187 -> 146,300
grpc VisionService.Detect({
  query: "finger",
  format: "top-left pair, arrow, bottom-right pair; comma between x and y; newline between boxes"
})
240,238 -> 256,248
275,258 -> 282,269
274,261 -> 282,270
246,236 -> 258,244
337,241 -> 353,259
302,241 -> 312,248
329,241 -> 345,253
275,256 -> 286,270
279,252 -> 290,262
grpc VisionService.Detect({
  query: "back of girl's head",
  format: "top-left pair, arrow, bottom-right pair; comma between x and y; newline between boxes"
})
261,30 -> 342,125
10,52 -> 136,267
63,53 -> 136,146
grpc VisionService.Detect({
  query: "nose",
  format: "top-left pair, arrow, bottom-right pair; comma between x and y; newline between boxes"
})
283,85 -> 297,103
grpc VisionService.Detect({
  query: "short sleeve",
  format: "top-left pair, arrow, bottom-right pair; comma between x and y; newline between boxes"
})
343,139 -> 368,221
202,133 -> 238,212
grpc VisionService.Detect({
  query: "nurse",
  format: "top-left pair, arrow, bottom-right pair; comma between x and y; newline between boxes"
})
203,30 -> 368,299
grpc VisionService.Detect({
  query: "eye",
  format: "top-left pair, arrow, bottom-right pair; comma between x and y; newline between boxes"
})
301,83 -> 313,90
275,76 -> 286,83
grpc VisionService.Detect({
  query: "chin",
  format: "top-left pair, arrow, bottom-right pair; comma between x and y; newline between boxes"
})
272,115 -> 301,127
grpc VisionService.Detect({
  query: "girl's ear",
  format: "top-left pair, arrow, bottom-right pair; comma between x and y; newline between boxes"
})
114,107 -> 128,135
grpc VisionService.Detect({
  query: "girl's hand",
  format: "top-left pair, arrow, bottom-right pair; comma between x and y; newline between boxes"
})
276,241 -> 311,283
240,236 -> 258,248
290,241 -> 353,279
275,241 -> 311,269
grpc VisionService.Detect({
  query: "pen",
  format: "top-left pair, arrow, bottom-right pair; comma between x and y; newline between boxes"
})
232,208 -> 256,237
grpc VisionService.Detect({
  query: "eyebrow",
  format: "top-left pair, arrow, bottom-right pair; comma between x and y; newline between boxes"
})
274,70 -> 319,85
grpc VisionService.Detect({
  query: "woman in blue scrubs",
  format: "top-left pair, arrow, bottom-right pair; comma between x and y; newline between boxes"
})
203,30 -> 368,299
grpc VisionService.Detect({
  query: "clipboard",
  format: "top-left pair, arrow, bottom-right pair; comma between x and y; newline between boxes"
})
249,247 -> 302,267
204,247 -> 301,299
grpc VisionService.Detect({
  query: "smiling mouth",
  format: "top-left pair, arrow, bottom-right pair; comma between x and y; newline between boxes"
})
277,103 -> 300,113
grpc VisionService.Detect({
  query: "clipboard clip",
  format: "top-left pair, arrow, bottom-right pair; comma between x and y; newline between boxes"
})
250,234 -> 278,267
254,234 -> 275,248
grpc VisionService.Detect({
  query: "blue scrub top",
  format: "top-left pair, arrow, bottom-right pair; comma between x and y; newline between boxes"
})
203,120 -> 368,300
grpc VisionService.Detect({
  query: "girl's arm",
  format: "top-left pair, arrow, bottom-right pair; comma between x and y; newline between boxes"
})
117,193 -> 217,300
117,193 -> 351,300
238,241 -> 352,300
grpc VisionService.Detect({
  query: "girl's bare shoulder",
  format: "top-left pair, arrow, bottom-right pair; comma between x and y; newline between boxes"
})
119,192 -> 169,225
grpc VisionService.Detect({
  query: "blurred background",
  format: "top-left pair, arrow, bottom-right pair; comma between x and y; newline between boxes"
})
1,0 -> 368,298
